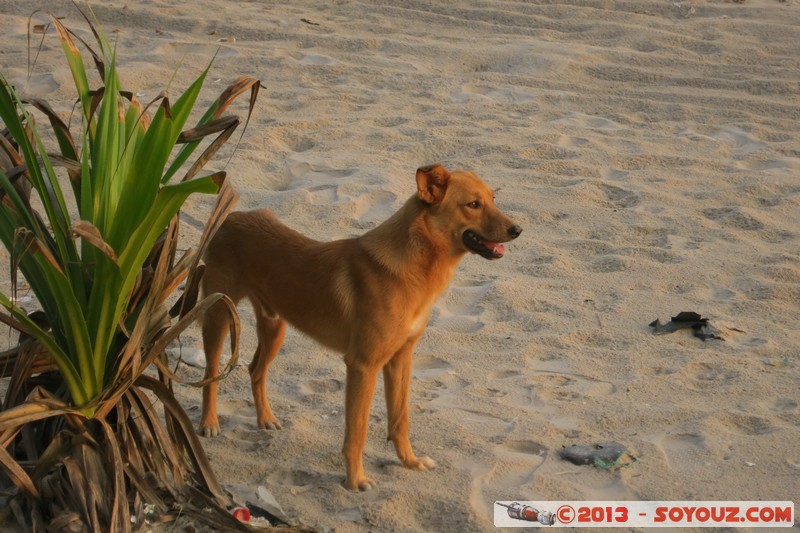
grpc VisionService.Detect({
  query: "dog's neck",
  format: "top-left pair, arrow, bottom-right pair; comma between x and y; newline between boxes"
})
359,195 -> 464,285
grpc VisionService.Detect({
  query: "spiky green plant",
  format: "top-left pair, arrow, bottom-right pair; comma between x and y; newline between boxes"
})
0,10 -> 271,531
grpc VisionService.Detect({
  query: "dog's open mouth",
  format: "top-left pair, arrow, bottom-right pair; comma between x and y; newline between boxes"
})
463,230 -> 505,259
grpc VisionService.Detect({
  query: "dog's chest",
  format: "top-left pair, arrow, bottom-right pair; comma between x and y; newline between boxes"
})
407,311 -> 428,338
405,296 -> 436,339
402,269 -> 457,340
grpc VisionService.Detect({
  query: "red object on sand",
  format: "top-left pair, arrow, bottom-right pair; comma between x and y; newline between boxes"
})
232,506 -> 251,522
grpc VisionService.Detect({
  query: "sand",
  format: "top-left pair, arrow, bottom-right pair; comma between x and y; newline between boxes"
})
1,0 -> 799,531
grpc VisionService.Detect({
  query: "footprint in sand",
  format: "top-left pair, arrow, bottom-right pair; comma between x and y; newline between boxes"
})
557,134 -> 592,149
412,354 -> 452,378
156,42 -> 239,58
278,159 -> 360,208
492,440 -> 548,486
571,181 -> 640,212
709,412 -> 778,436
489,369 -> 523,380
588,255 -> 628,273
412,355 -> 471,415
682,362 -> 740,392
298,378 -> 343,396
452,85 -> 535,105
285,158 -> 357,189
271,48 -> 339,66
213,399 -> 277,447
739,156 -> 800,175
703,206 -> 764,231
764,399 -> 800,433
264,467 -> 327,490
374,116 -> 409,128
584,289 -> 624,313
8,72 -> 61,97
597,183 -> 640,209
270,129 -> 316,153
531,371 -> 616,403
351,190 -> 397,224
469,438 -> 548,525
601,167 -> 630,181
652,432 -> 708,474
713,125 -> 768,155
553,112 -> 624,132
432,280 -> 493,334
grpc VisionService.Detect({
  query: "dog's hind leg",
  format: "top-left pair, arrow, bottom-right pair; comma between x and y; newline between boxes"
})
200,299 -> 232,437
383,337 -> 436,471
249,301 -> 286,430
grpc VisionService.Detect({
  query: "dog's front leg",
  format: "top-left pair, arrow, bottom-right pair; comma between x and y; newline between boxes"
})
342,361 -> 380,491
384,338 -> 436,471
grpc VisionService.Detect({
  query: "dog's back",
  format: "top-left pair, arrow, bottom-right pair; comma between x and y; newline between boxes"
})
203,208 -> 357,352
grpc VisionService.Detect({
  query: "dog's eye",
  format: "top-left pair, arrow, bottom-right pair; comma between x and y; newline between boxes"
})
467,200 -> 482,209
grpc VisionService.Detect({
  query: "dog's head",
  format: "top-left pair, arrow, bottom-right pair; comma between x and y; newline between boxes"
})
416,164 -> 521,259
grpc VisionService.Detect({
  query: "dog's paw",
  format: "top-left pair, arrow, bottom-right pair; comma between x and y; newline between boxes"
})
200,414 -> 219,437
199,422 -> 220,438
258,419 -> 282,430
406,455 -> 436,471
344,476 -> 376,492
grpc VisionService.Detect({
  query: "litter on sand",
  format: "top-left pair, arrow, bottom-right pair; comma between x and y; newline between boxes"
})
558,441 -> 637,469
649,311 -> 725,341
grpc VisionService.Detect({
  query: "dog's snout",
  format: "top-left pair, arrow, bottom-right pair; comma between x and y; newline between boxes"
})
507,225 -> 522,239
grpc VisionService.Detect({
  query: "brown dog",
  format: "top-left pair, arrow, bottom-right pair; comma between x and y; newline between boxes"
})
199,164 -> 521,491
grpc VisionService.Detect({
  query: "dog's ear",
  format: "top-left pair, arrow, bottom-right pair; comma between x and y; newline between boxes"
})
416,164 -> 451,205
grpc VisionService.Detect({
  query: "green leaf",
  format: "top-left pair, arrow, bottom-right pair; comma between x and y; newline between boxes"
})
88,174 -> 220,380
91,55 -> 125,236
52,18 -> 93,123
0,293 -> 88,405
0,76 -> 84,294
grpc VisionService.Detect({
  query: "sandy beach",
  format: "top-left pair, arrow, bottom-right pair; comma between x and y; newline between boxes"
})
1,0 -> 799,531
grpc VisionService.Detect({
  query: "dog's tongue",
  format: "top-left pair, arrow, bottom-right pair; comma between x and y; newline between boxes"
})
483,239 -> 505,255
